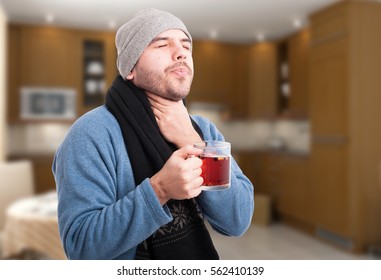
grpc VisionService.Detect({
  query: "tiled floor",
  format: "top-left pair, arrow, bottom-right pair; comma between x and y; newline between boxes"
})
209,222 -> 377,260
1,222 -> 378,260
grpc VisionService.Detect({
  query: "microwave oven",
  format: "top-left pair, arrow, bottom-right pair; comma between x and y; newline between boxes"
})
20,87 -> 76,120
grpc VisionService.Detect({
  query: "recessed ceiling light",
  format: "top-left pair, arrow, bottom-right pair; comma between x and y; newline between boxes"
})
293,18 -> 302,28
256,33 -> 265,42
46,14 -> 54,23
108,20 -> 116,29
210,29 -> 218,39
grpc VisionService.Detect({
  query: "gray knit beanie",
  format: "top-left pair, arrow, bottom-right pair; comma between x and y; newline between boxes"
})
115,8 -> 192,79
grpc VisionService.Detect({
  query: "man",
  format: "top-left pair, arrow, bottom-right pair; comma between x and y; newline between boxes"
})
52,8 -> 254,260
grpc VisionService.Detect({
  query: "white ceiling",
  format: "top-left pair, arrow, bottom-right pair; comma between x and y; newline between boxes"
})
0,0 -> 366,43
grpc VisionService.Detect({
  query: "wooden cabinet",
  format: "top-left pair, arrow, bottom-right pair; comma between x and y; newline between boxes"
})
190,41 -> 278,119
7,24 -> 117,122
247,43 -> 278,118
309,37 -> 348,136
308,0 -> 381,251
309,143 -> 349,236
237,151 -> 310,223
287,29 -> 310,115
75,30 -> 117,116
190,40 -> 278,119
278,155 -> 311,225
32,156 -> 56,194
235,151 -> 263,194
189,41 -> 235,104
7,25 -> 21,123
191,41 -> 278,119
309,4 -> 350,238
276,29 -> 310,117
7,26 -> 283,122
309,22 -> 350,239
7,25 -> 78,122
19,26 -> 77,87
228,45 -> 250,118
259,153 -> 282,207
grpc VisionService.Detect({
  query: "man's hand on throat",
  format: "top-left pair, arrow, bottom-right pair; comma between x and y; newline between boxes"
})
146,92 -> 202,148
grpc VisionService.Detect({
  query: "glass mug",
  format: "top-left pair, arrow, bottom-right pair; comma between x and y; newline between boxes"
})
194,140 -> 231,191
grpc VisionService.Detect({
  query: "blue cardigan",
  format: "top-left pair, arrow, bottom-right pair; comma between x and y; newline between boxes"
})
52,105 -> 254,259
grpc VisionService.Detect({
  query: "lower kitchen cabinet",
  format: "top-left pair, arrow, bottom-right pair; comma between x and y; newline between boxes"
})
234,151 -> 262,193
278,155 -> 311,225
236,151 -> 309,222
259,152 -> 282,210
308,142 -> 349,238
33,156 -> 56,194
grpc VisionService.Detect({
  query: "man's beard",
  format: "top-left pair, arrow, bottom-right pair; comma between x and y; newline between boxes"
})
133,62 -> 193,101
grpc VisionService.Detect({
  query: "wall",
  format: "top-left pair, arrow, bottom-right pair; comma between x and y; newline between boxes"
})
0,5 -> 7,162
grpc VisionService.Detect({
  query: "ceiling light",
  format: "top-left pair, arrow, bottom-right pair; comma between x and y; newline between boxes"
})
256,33 -> 265,42
293,18 -> 302,28
108,20 -> 116,29
210,29 -> 218,40
46,14 -> 54,23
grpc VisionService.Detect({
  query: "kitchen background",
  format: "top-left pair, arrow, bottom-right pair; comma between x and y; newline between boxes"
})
1,0 -> 381,260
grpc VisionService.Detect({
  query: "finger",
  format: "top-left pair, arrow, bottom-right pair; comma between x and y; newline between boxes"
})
174,145 -> 203,159
191,177 -> 204,192
147,98 -> 159,111
188,168 -> 203,184
195,167 -> 202,177
150,101 -> 168,115
194,176 -> 204,188
152,106 -> 171,124
184,157 -> 202,170
151,106 -> 163,119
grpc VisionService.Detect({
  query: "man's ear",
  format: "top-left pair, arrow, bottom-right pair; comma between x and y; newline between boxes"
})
126,72 -> 134,80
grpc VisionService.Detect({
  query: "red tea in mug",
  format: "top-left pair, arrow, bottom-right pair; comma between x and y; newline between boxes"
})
194,140 -> 231,191
199,155 -> 230,188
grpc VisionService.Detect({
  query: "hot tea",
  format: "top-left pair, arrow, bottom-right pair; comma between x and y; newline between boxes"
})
194,140 -> 231,191
199,155 -> 230,189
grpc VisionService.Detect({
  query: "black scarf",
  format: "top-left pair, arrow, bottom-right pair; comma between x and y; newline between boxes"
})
105,75 -> 219,260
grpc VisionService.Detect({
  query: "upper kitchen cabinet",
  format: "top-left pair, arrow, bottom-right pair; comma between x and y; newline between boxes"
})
277,154 -> 312,228
18,25 -> 78,87
247,43 -> 278,118
309,32 -> 348,136
190,41 -> 251,118
7,25 -> 117,122
7,25 -> 78,122
75,30 -> 117,116
189,41 -> 234,105
7,25 -> 20,123
276,29 -> 310,117
228,45 -> 250,118
286,29 -> 311,116
308,0 -> 381,252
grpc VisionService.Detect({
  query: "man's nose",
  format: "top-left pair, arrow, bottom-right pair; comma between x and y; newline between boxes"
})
176,53 -> 186,60
172,43 -> 187,61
